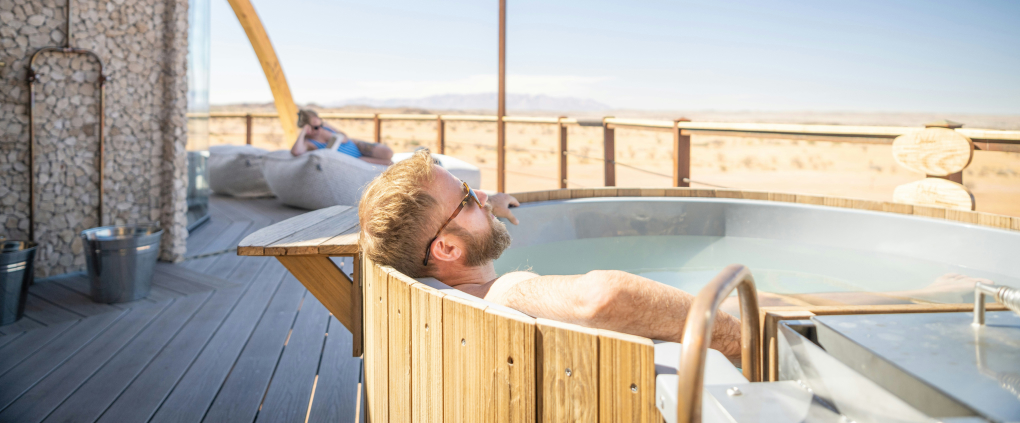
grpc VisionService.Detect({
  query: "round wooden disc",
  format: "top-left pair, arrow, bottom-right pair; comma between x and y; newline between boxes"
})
893,178 -> 975,211
892,128 -> 973,176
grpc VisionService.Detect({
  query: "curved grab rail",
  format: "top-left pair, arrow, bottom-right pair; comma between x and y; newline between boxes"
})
676,264 -> 761,423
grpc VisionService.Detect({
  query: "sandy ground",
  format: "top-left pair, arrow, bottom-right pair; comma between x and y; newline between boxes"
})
203,108 -> 1020,217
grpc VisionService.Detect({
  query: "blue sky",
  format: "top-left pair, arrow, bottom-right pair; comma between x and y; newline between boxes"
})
210,0 -> 1020,113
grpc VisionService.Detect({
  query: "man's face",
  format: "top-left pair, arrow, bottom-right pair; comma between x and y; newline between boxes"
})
430,165 -> 512,267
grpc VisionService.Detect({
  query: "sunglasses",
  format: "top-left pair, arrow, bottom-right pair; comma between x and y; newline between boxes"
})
310,124 -> 321,130
423,181 -> 481,266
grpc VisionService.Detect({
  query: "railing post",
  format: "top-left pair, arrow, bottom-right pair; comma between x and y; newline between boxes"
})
436,115 -> 445,155
603,116 -> 615,187
673,118 -> 691,187
245,113 -> 253,145
496,0 -> 507,192
558,116 -> 567,189
373,113 -> 381,144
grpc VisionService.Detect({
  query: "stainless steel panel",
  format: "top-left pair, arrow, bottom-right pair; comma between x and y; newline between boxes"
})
814,312 -> 1020,422
777,323 -> 934,423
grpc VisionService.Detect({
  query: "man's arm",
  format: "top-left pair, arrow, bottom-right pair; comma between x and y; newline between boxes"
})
458,270 -> 743,360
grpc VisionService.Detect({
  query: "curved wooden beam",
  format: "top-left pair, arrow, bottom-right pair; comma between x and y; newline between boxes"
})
226,0 -> 299,142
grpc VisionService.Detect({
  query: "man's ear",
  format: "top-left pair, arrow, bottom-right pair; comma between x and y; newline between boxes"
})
429,234 -> 462,264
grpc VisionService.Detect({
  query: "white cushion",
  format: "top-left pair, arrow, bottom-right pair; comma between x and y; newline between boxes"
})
393,152 -> 481,189
262,149 -> 387,210
208,145 -> 274,197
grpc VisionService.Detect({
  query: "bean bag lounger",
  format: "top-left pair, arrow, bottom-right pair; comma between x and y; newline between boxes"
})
208,145 -> 274,197
392,152 -> 482,189
262,149 -> 388,210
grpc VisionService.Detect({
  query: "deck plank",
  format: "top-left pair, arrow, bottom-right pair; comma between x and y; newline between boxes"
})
185,217 -> 232,254
0,301 -> 172,422
202,275 -> 307,422
183,221 -> 252,273
0,332 -> 23,350
307,318 -> 363,423
96,260 -> 276,423
0,308 -> 126,411
0,320 -> 76,375
255,292 -> 331,423
144,261 -> 291,423
0,314 -> 44,334
23,294 -> 82,325
41,292 -> 212,423
28,281 -> 121,317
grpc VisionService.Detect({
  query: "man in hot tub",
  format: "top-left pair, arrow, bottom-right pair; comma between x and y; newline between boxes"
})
290,109 -> 394,165
358,149 -> 744,360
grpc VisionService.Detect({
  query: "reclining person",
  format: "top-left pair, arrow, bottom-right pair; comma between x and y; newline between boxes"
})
290,109 -> 394,165
359,150 -> 743,361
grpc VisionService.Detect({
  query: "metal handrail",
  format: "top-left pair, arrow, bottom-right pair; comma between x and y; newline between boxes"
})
676,264 -> 761,423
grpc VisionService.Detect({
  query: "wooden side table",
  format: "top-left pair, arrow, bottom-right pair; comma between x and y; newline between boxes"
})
238,205 -> 363,356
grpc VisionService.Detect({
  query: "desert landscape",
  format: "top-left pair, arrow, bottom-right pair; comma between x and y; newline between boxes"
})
202,106 -> 1020,217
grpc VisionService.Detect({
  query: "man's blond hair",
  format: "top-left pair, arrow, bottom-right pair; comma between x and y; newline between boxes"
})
359,150 -> 441,277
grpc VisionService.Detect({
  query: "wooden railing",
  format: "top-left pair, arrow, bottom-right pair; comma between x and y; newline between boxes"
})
202,112 -> 1020,191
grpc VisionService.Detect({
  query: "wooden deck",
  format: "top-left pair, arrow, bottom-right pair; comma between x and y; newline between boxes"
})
0,196 -> 364,423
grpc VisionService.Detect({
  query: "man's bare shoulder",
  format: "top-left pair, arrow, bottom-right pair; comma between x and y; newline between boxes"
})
496,270 -> 541,284
453,271 -> 540,305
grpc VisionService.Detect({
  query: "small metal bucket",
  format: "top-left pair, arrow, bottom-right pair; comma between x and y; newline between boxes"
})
0,240 -> 37,325
81,226 -> 162,303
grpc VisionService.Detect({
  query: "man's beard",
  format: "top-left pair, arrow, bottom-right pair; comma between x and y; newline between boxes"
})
448,204 -> 512,267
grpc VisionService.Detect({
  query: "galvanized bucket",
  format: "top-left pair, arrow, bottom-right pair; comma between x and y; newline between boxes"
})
81,226 -> 162,303
1,240 -> 37,325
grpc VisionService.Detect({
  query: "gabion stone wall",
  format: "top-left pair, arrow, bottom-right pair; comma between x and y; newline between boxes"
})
0,0 -> 190,277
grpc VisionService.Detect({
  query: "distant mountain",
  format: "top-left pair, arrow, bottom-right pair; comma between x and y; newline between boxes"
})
329,93 -> 611,112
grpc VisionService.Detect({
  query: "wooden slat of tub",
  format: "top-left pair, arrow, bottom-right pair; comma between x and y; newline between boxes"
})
263,208 -> 359,256
490,308 -> 536,423
978,212 -> 1013,229
364,261 -> 389,423
947,209 -> 980,224
536,318 -> 598,422
387,272 -> 413,423
444,295 -> 495,422
237,206 -> 352,256
768,192 -> 797,203
549,189 -> 571,200
411,283 -> 445,423
597,329 -> 657,423
882,201 -> 913,214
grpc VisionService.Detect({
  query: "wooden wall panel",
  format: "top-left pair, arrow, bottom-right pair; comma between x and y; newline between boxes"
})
537,319 -> 598,422
444,296 -> 496,422
387,273 -> 413,423
411,283 -> 445,423
597,330 -> 656,423
489,309 -> 537,423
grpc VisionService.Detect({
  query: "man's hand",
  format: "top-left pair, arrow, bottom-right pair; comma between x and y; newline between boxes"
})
485,191 -> 520,225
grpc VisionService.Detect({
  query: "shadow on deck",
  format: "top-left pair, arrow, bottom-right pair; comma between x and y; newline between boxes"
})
0,196 -> 364,423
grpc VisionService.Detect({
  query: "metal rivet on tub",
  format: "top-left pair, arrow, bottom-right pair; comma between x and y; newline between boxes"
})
565,368 -> 572,377
507,356 -> 514,366
424,324 -> 429,331
630,383 -> 638,393
726,387 -> 742,396
461,339 -> 466,346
